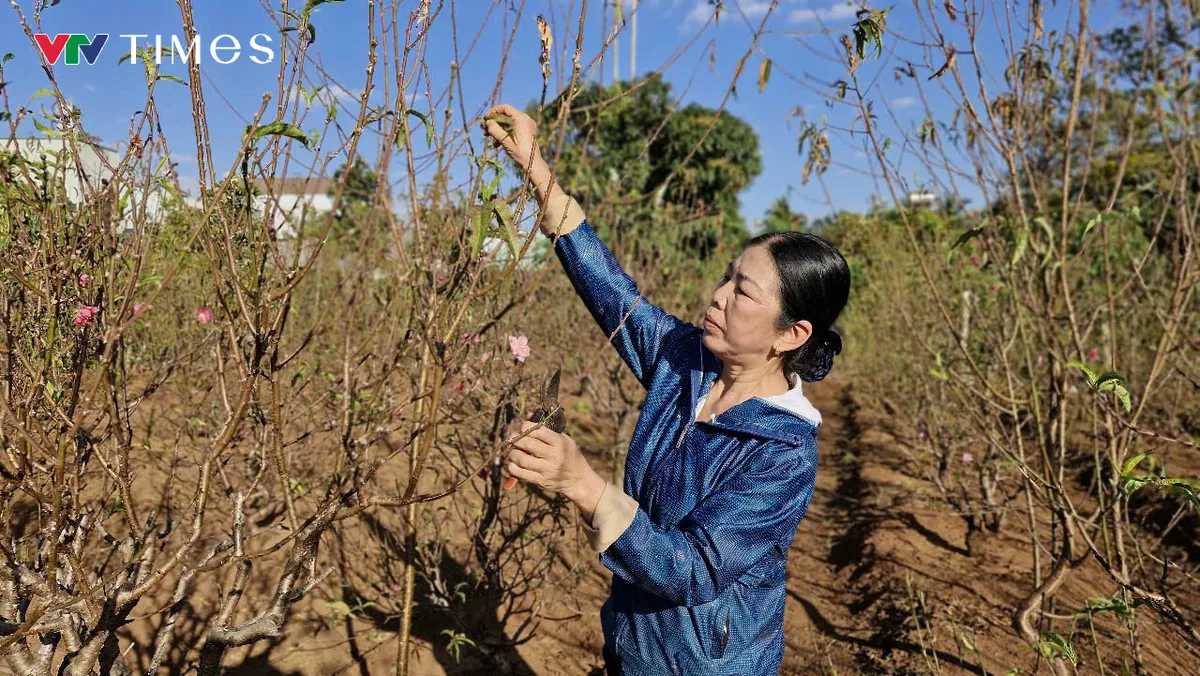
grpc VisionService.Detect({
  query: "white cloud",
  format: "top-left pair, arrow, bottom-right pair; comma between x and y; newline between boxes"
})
328,84 -> 358,104
740,1 -> 774,19
789,2 -> 859,24
892,96 -> 917,109
684,1 -> 720,25
83,83 -> 98,92
684,0 -> 773,26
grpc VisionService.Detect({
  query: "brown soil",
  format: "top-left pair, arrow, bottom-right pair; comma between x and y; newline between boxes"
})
146,378 -> 1199,675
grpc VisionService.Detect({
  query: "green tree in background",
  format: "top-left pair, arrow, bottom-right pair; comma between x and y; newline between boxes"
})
535,75 -> 762,260
760,196 -> 809,234
330,157 -> 384,235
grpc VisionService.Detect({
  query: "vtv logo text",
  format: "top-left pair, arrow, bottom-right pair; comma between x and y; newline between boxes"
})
34,33 -> 109,65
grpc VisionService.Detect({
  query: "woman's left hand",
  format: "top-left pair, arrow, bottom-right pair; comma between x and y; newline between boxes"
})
505,421 -> 606,519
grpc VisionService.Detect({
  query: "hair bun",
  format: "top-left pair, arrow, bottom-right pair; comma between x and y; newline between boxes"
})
823,327 -> 842,355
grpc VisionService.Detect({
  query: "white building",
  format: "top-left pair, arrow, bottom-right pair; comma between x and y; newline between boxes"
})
3,137 -> 166,231
906,191 -> 937,209
249,177 -> 338,239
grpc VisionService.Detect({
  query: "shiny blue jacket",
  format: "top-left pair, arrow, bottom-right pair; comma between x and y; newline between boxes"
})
553,221 -> 821,675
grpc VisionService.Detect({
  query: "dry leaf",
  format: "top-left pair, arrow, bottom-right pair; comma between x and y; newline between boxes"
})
536,15 -> 552,82
757,58 -> 772,93
929,49 -> 956,80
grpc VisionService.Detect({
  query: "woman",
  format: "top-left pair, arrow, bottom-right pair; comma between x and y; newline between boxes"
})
484,104 -> 850,675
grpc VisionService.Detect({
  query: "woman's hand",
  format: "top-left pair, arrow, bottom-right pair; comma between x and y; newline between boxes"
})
482,103 -> 584,238
505,420 -> 607,522
483,104 -> 541,173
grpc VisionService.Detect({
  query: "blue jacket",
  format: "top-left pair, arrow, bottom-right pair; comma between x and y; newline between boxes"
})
553,221 -> 821,675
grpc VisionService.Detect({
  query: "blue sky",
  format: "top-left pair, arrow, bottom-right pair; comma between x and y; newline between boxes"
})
1,0 -> 1124,226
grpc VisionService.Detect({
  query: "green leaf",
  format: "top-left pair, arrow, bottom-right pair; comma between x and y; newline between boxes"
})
1080,213 -> 1101,244
1161,481 -> 1200,513
951,226 -> 985,249
2,53 -> 13,65
392,110 -> 431,151
118,51 -> 133,65
1095,371 -> 1125,387
1066,361 -> 1097,387
1010,222 -> 1029,266
302,0 -> 344,21
156,74 -> 186,86
1037,631 -> 1077,666
247,120 -> 312,149
492,199 -> 518,258
1121,452 -> 1151,477
1034,216 -> 1055,267
29,88 -> 56,103
471,206 -> 488,260
324,600 -> 352,620
1096,380 -> 1131,413
1077,597 -> 1133,619
32,116 -> 60,137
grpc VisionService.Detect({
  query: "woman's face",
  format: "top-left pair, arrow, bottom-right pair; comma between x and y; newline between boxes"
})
701,244 -> 809,366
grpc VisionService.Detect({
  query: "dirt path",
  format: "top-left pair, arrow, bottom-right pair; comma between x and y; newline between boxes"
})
244,378 -> 1198,675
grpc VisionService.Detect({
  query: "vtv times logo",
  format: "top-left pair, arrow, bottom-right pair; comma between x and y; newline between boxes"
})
33,33 -> 108,65
33,33 -> 276,65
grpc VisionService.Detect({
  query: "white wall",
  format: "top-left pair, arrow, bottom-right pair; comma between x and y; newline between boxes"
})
252,193 -> 336,239
5,137 -> 166,231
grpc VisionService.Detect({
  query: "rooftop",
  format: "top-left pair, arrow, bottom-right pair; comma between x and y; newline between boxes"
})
250,177 -> 339,196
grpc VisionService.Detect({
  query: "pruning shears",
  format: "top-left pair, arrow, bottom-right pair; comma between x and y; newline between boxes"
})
504,368 -> 566,490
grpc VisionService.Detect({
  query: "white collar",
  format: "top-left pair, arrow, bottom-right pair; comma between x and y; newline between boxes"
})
761,371 -> 822,426
695,371 -> 823,427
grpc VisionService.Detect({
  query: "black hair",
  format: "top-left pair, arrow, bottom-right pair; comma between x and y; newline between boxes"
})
744,230 -> 850,382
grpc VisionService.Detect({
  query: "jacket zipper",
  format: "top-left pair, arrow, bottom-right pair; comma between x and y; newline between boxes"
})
675,421 -> 691,448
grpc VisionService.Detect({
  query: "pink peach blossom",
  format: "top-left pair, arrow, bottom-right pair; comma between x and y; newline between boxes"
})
962,452 -> 974,463
73,305 -> 99,327
195,307 -> 213,324
77,273 -> 90,288
1087,347 -> 1099,362
131,302 -> 144,318
479,351 -> 491,364
454,382 -> 466,394
508,335 -> 530,363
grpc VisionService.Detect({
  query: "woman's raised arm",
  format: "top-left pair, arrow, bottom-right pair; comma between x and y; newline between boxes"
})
483,104 -> 689,389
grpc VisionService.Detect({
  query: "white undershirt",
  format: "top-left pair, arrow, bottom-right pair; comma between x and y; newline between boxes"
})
693,371 -> 822,426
